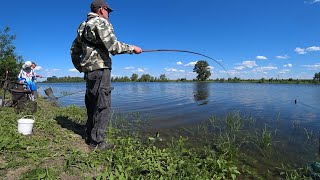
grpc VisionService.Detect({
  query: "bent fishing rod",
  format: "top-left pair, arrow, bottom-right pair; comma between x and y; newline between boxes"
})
142,49 -> 231,78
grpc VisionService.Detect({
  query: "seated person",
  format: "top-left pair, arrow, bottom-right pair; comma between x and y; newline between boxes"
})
17,61 -> 41,100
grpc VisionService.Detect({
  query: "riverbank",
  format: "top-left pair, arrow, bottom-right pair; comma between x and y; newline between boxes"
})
0,96 -> 316,179
0,98 -> 243,179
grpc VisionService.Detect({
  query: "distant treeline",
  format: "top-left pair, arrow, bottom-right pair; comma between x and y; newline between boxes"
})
42,73 -> 320,84
111,73 -> 170,82
43,76 -> 84,83
211,77 -> 320,84
42,74 -> 170,83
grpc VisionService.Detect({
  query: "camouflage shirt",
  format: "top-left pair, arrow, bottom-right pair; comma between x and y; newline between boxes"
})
70,13 -> 135,72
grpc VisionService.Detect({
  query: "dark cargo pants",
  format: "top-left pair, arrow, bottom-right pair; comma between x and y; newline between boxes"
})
85,69 -> 112,144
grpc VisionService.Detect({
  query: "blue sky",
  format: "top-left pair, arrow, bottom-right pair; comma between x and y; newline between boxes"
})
1,0 -> 320,80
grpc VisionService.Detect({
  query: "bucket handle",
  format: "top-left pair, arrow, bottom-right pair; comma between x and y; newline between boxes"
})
21,115 -> 36,121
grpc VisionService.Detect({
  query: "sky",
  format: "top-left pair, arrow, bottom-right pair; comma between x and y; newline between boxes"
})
0,0 -> 320,80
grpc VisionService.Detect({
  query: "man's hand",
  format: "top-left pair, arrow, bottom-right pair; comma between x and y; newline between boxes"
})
133,46 -> 142,54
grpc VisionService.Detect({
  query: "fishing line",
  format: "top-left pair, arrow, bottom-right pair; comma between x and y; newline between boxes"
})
56,89 -> 86,99
142,49 -> 231,78
44,87 -> 86,100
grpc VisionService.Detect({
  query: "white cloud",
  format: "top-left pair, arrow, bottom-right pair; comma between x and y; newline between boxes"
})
208,66 -> 214,70
125,66 -> 134,70
165,68 -> 185,73
69,68 -> 78,72
306,46 -> 320,52
254,65 -> 278,72
111,74 -> 121,78
43,68 -> 63,77
256,56 -> 268,60
137,68 -> 145,72
295,46 -> 320,55
276,55 -> 290,59
234,66 -> 245,70
219,70 -> 240,76
310,0 -> 320,4
184,61 -> 198,67
279,69 -> 290,74
165,68 -> 178,72
34,66 -> 42,71
45,68 -> 60,72
283,64 -> 293,68
176,61 -> 183,65
295,47 -> 306,55
242,61 -> 258,68
303,63 -> 320,70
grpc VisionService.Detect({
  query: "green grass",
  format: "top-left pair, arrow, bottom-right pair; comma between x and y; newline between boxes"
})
0,99 -> 241,179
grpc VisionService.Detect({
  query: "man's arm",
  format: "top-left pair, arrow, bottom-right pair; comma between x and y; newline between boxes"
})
96,20 -> 136,55
70,37 -> 83,72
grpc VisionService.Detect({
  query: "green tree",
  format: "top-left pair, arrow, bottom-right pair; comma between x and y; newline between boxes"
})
130,73 -> 138,82
0,27 -> 23,81
314,72 -> 320,81
193,60 -> 211,81
159,74 -> 168,82
268,78 -> 273,82
122,76 -> 130,82
139,74 -> 152,82
259,78 -> 265,83
45,76 -> 84,83
234,77 -> 240,81
219,78 -> 225,83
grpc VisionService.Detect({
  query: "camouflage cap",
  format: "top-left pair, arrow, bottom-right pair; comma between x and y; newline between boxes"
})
91,0 -> 113,13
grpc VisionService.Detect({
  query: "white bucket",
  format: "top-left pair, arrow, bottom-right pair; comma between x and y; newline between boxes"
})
17,117 -> 35,135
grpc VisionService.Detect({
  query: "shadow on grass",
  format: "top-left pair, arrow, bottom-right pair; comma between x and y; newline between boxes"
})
55,116 -> 87,140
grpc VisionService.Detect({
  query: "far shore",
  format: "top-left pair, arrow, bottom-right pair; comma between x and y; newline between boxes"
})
40,78 -> 320,85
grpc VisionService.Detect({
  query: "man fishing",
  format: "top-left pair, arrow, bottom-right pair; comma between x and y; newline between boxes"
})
70,0 -> 142,150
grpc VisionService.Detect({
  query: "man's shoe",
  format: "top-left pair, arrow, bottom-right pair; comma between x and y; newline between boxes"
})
97,142 -> 115,150
88,142 -> 97,149
88,142 -> 115,150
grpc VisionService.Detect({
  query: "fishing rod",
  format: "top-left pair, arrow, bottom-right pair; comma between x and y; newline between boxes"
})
142,49 -> 231,78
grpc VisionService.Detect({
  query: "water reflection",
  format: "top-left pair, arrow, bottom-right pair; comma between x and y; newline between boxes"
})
193,82 -> 209,106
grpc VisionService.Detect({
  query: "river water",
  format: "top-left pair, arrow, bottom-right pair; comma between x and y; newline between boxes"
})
38,82 -> 320,129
